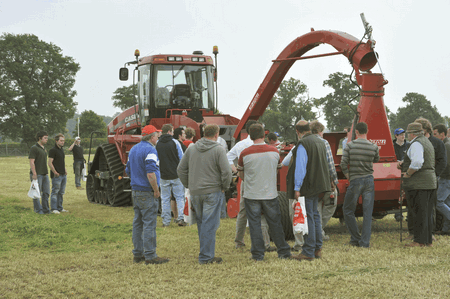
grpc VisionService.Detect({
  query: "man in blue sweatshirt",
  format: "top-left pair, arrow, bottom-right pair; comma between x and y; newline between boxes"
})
126,125 -> 168,265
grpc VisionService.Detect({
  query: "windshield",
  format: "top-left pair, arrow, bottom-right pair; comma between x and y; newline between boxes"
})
153,64 -> 214,109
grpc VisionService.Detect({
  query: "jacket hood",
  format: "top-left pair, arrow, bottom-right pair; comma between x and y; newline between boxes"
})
159,134 -> 174,144
196,138 -> 221,152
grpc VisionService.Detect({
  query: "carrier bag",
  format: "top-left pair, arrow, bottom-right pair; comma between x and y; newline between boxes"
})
28,180 -> 41,199
82,163 -> 87,181
293,196 -> 308,235
183,189 -> 197,225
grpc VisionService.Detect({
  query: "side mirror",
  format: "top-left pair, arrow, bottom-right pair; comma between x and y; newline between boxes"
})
119,68 -> 129,81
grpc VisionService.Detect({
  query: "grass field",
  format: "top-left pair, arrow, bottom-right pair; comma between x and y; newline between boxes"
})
1,155 -> 449,298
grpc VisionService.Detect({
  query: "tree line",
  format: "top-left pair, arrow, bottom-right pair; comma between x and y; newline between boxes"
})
1,33 -> 446,145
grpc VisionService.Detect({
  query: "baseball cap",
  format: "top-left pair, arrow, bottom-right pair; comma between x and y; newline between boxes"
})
394,128 -> 405,135
142,125 -> 161,136
75,136 -> 81,141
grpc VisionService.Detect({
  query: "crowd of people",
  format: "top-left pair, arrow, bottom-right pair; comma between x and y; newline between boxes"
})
28,116 -> 450,264
28,132 -> 85,215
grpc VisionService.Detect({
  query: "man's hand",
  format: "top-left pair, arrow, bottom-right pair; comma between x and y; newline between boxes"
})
231,164 -> 237,173
32,174 -> 37,180
154,189 -> 160,198
54,172 -> 60,177
295,191 -> 300,199
397,161 -> 403,170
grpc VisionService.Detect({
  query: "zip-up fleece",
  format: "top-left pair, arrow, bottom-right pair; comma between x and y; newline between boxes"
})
177,138 -> 232,196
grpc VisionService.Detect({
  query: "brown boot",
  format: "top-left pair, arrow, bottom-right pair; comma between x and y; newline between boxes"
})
314,249 -> 322,259
76,186 -> 84,190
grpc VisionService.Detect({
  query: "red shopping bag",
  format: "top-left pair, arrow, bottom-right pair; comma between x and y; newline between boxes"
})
293,197 -> 308,235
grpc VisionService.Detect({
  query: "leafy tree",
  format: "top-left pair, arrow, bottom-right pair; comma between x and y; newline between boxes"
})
388,92 -> 444,132
0,33 -> 80,145
259,78 -> 317,142
317,72 -> 360,131
111,84 -> 137,111
73,110 -> 107,138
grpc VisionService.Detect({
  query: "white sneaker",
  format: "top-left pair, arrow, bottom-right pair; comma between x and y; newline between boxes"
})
60,209 -> 69,213
52,210 -> 60,214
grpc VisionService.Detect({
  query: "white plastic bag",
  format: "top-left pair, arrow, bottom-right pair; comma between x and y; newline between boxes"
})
293,196 -> 308,235
183,189 -> 197,225
28,180 -> 41,199
82,163 -> 87,181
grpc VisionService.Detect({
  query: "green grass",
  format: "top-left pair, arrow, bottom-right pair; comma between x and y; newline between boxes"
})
1,156 -> 450,298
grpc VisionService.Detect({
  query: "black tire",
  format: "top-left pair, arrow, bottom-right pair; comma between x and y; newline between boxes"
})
86,174 -> 95,203
95,190 -> 101,204
278,191 -> 294,241
436,210 -> 444,231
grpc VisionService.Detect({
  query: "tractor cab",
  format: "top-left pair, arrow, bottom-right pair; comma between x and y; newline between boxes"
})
120,51 -> 217,127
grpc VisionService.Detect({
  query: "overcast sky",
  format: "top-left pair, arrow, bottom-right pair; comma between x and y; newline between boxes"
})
1,0 -> 449,129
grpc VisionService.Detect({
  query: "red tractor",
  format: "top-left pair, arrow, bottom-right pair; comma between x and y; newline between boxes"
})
227,14 -> 415,239
86,48 -> 240,206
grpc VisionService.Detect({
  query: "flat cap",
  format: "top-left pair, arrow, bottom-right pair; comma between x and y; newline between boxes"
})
406,122 -> 423,134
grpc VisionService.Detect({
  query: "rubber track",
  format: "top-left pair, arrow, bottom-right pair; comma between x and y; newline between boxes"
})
98,143 -> 131,206
278,191 -> 294,240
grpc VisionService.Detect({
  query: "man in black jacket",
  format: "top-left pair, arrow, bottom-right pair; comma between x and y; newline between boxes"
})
433,124 -> 450,235
156,124 -> 187,227
393,128 -> 410,161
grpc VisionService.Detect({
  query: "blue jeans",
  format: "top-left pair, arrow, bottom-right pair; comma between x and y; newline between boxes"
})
220,192 -> 227,218
51,175 -> 67,211
74,160 -> 83,187
132,190 -> 158,260
30,173 -> 50,214
160,178 -> 185,225
343,175 -> 375,247
436,177 -> 450,232
190,191 -> 222,264
245,197 -> 291,260
302,194 -> 323,258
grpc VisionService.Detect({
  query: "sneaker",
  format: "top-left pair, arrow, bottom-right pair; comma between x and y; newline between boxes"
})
322,235 -> 330,241
145,257 -> 169,265
60,209 -> 69,213
178,220 -> 188,227
314,249 -> 322,259
432,235 -> 437,242
201,257 -> 223,264
265,246 -> 277,252
290,247 -> 300,252
51,210 -> 60,214
76,186 -> 84,190
133,256 -> 145,264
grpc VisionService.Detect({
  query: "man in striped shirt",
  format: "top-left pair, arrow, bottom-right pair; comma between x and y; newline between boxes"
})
340,122 -> 380,248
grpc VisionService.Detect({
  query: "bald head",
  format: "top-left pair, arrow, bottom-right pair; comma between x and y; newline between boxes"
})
295,120 -> 310,135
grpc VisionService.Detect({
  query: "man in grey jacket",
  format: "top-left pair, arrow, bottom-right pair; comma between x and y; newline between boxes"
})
177,124 -> 232,264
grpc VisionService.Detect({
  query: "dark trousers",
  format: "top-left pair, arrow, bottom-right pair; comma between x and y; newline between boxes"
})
407,189 -> 433,244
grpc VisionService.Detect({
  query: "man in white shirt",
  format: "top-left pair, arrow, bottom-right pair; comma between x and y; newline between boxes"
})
227,120 -> 275,251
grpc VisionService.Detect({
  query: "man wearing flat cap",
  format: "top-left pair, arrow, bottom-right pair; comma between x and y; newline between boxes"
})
126,125 -> 168,264
402,122 -> 436,247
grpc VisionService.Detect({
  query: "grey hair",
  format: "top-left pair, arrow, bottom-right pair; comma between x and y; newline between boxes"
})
142,132 -> 158,141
